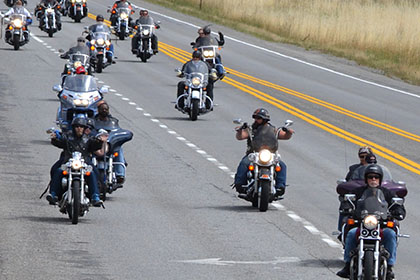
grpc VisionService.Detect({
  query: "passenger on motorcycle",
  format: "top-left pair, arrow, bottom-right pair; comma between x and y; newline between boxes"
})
131,9 -> 160,55
86,15 -> 115,64
47,117 -> 105,207
345,146 -> 373,181
109,0 -> 133,28
93,100 -> 126,185
233,108 -> 294,198
4,0 -> 27,7
336,164 -> 406,279
177,50 -> 216,107
4,0 -> 32,42
35,0 -> 62,31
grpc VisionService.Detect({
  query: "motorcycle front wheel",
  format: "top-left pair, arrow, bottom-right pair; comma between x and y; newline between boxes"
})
69,180 -> 80,224
96,54 -> 103,73
13,34 -> 20,50
190,99 -> 199,121
363,250 -> 374,280
258,180 -> 270,212
119,25 -> 126,40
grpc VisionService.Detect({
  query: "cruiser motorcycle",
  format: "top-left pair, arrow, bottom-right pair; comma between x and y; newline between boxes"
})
58,151 -> 92,224
85,27 -> 113,73
132,18 -> 160,62
339,189 -> 409,280
36,2 -> 60,37
109,5 -> 133,40
67,0 -> 88,22
2,14 -> 29,50
233,119 -> 293,212
195,44 -> 225,81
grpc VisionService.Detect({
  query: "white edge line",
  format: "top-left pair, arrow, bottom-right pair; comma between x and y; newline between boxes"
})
141,5 -> 420,99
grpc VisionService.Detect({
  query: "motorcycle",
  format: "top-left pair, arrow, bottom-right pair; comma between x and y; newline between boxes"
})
85,28 -> 113,73
175,69 -> 215,121
233,119 -> 293,212
339,189 -> 409,280
36,2 -> 60,37
67,0 -> 88,22
94,125 -> 133,201
52,74 -> 108,131
132,18 -> 160,62
60,51 -> 92,84
2,14 -> 29,50
57,151 -> 92,224
109,5 -> 133,40
195,44 -> 225,81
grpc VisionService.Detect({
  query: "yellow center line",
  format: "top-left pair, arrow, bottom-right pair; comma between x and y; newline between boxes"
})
87,13 -> 420,175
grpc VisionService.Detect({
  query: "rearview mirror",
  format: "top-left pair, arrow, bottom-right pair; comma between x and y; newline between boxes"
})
52,84 -> 62,92
284,119 -> 293,127
233,118 -> 242,124
99,86 -> 109,94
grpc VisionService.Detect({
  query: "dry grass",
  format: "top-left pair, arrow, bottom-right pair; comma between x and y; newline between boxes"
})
147,0 -> 420,85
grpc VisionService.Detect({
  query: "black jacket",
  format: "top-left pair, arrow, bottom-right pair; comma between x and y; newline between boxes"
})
51,131 -> 103,162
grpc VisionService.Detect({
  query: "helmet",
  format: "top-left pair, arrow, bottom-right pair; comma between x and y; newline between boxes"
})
358,146 -> 372,155
71,117 -> 88,128
203,25 -> 211,35
86,118 -> 95,130
252,108 -> 270,121
364,164 -> 383,185
140,9 -> 149,16
96,14 -> 104,22
77,36 -> 85,43
192,50 -> 201,58
75,66 -> 86,74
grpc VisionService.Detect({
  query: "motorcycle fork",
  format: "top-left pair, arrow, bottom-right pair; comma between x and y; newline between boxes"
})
108,156 -> 113,185
67,172 -> 73,203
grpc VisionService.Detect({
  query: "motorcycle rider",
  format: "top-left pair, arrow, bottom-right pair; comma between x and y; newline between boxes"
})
94,100 -> 127,185
233,108 -> 294,198
47,117 -> 105,207
345,146 -> 373,181
86,14 -> 115,64
4,0 -> 27,7
176,50 -> 216,109
109,0 -> 133,28
131,9 -> 159,55
336,164 -> 406,279
4,0 -> 32,42
35,0 -> 62,31
193,25 -> 225,78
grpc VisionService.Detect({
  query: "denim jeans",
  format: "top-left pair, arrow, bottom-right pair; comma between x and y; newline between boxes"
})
234,155 -> 287,189
344,227 -> 397,265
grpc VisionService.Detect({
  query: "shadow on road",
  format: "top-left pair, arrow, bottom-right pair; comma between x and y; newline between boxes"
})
29,140 -> 51,146
299,258 -> 343,268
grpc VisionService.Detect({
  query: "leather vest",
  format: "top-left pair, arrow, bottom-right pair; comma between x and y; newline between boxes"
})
247,123 -> 278,154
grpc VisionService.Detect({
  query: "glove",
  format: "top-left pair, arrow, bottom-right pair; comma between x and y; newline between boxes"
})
241,122 -> 248,130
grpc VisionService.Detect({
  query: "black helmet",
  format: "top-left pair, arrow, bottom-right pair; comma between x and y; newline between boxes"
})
192,50 -> 201,58
140,9 -> 149,16
96,14 -> 104,22
71,117 -> 88,128
364,164 -> 383,185
86,118 -> 95,130
203,25 -> 211,35
252,108 -> 270,121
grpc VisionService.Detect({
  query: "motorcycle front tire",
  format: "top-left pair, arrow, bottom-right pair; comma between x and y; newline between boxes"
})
258,180 -> 270,212
69,180 -> 80,224
13,34 -> 20,50
190,99 -> 199,121
363,250 -> 374,280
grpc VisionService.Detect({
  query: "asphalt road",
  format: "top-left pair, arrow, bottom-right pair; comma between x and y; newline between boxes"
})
0,1 -> 419,279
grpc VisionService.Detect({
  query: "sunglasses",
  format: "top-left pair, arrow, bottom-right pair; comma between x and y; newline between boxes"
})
73,125 -> 85,128
359,154 -> 367,158
367,174 -> 380,180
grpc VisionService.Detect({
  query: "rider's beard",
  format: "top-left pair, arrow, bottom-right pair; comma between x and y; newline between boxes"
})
252,121 -> 262,130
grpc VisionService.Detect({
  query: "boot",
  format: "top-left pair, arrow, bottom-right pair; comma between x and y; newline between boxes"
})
336,262 -> 350,278
387,265 -> 395,280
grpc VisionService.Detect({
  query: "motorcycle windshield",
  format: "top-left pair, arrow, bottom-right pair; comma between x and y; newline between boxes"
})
92,31 -> 110,41
355,188 -> 388,220
186,72 -> 207,86
63,75 -> 98,92
108,129 -> 133,152
95,119 -> 120,131
9,14 -> 26,21
117,7 -> 130,17
137,17 -> 154,25
89,24 -> 111,34
350,164 -> 393,181
69,53 -> 89,65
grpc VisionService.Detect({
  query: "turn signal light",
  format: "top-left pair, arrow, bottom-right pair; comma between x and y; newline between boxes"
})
275,165 -> 281,172
347,218 -> 355,225
83,4 -> 86,7
114,152 -> 119,157
85,171 -> 91,176
112,10 -> 116,14
248,165 -> 254,171
106,47 -> 110,50
90,46 -> 95,51
387,221 -> 394,228
62,170 -> 68,175
57,5 -> 61,9
9,26 -> 13,30
184,86 -> 188,90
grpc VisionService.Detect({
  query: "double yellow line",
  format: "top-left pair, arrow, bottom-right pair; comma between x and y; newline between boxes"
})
87,13 -> 420,175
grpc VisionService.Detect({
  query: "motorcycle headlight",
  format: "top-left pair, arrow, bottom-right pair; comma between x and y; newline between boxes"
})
142,29 -> 150,36
73,61 -> 82,68
105,40 -> 111,46
192,77 -> 201,87
73,99 -> 89,107
12,19 -> 23,28
203,50 -> 214,58
258,149 -> 272,164
76,0 -> 82,2
120,13 -> 128,19
90,39 -> 96,45
71,159 -> 82,170
97,38 -> 105,46
46,8 -> 54,13
363,215 -> 378,230
71,0 -> 76,3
